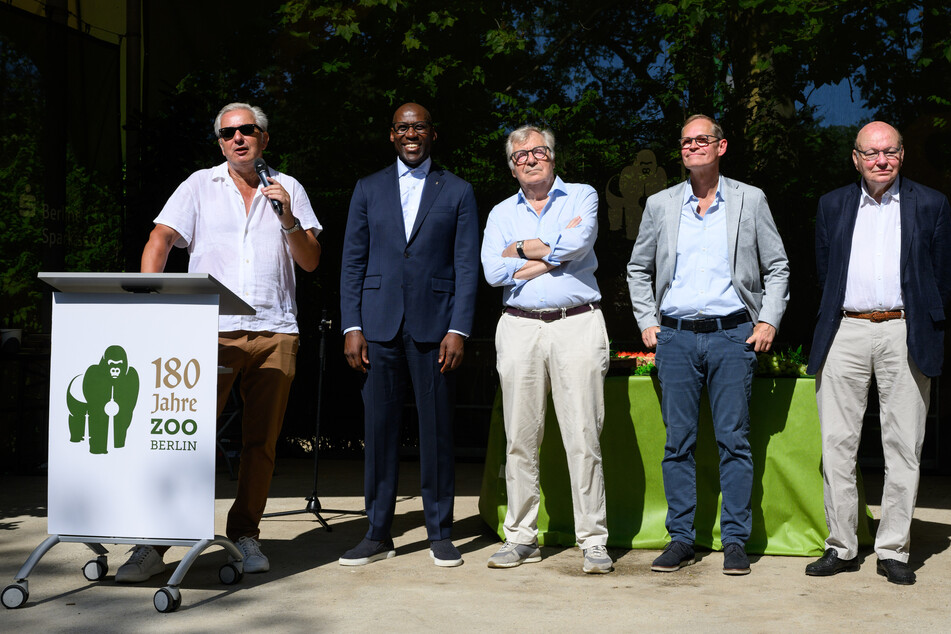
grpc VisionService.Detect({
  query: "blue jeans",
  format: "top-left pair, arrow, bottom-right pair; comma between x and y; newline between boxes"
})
655,320 -> 757,546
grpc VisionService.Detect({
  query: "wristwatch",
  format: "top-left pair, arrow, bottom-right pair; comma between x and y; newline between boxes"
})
281,218 -> 302,235
516,240 -> 526,259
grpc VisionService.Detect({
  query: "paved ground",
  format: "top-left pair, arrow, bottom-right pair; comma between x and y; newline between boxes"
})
2,458 -> 950,632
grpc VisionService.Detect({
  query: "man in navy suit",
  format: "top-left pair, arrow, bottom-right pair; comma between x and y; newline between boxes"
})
339,103 -> 479,567
805,121 -> 951,585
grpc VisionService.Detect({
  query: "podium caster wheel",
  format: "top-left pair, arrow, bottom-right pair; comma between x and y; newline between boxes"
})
2,584 -> 28,609
153,587 -> 182,613
83,558 -> 108,581
218,562 -> 243,585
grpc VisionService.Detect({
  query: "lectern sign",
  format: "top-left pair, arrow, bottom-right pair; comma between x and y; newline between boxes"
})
48,293 -> 218,540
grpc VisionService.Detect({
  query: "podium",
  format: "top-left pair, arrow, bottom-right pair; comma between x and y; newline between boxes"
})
2,273 -> 254,613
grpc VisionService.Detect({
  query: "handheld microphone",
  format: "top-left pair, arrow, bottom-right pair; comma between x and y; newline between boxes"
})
253,157 -> 283,216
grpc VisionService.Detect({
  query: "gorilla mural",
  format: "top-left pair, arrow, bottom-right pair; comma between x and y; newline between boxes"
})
67,345 -> 139,455
605,149 -> 668,240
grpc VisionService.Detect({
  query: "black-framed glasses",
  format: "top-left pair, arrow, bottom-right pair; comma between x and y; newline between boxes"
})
392,122 -> 433,135
510,145 -> 551,165
854,146 -> 902,162
679,135 -> 720,148
218,123 -> 263,140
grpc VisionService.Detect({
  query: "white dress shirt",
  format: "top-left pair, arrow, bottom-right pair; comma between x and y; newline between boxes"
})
154,162 -> 322,334
843,177 -> 903,312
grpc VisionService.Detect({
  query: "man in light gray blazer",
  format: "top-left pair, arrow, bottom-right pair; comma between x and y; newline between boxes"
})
626,114 -> 789,576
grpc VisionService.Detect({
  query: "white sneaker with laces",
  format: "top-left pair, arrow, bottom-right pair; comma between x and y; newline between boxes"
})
115,545 -> 166,583
582,544 -> 614,574
232,536 -> 270,573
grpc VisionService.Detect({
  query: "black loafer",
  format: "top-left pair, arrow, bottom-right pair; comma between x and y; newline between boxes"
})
805,548 -> 859,576
877,558 -> 916,585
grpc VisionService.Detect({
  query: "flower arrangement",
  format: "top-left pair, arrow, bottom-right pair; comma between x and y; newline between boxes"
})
611,351 -> 655,376
611,345 -> 813,378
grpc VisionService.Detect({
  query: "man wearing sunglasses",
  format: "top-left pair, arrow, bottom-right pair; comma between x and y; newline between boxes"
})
339,103 -> 479,567
481,125 -> 613,574
805,121 -> 951,585
125,102 -> 322,583
627,114 -> 789,576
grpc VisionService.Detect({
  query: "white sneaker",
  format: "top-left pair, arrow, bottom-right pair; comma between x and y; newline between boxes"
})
115,546 -> 165,583
232,536 -> 269,573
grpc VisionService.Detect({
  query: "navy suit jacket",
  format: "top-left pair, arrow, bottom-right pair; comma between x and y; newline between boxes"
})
340,161 -> 480,343
808,177 -> 951,377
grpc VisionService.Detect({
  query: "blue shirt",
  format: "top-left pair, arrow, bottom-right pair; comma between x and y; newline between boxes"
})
396,157 -> 431,240
481,176 -> 601,310
660,177 -> 745,319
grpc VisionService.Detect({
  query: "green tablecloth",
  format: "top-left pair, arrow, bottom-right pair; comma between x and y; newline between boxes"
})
478,376 -> 873,556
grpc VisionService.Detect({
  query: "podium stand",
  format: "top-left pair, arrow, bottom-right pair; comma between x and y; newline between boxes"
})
2,273 -> 254,613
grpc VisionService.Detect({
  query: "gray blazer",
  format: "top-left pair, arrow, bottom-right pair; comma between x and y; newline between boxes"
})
626,176 -> 790,332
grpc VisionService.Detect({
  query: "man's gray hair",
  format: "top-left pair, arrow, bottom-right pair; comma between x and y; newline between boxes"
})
214,103 -> 269,137
506,125 -> 556,170
682,114 -> 724,140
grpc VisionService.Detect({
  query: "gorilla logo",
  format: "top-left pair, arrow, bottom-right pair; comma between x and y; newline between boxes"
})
66,345 -> 139,455
606,149 -> 668,240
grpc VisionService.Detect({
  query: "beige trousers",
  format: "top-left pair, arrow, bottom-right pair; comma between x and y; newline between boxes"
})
816,317 -> 929,562
495,309 -> 610,549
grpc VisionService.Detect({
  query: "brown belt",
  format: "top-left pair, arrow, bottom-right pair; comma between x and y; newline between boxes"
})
843,310 -> 904,322
504,302 -> 600,322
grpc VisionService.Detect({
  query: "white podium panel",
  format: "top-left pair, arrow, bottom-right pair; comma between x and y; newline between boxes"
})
47,293 -> 219,540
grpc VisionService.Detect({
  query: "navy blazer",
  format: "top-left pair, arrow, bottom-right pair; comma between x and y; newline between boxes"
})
808,177 -> 951,377
340,162 -> 480,343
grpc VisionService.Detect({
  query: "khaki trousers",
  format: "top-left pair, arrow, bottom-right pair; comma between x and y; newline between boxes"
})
495,309 -> 610,549
816,317 -> 929,562
217,331 -> 299,541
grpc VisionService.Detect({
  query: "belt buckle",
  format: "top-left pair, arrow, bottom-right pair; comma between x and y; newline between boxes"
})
870,311 -> 885,323
696,320 -> 717,333
540,310 -> 559,323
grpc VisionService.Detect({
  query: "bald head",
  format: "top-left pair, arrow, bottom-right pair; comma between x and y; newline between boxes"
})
853,121 -> 904,199
855,121 -> 902,151
390,102 -> 436,167
392,102 -> 432,126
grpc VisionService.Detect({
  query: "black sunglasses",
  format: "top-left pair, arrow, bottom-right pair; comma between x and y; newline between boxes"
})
218,123 -> 263,140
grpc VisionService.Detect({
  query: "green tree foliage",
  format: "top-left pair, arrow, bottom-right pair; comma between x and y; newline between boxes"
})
1,36 -> 124,331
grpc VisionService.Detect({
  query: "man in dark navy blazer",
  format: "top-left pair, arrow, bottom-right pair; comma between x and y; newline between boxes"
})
339,103 -> 479,567
805,121 -> 951,585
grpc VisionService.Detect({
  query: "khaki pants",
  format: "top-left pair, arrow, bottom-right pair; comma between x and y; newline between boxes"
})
217,331 -> 299,541
495,309 -> 610,549
816,317 -> 929,562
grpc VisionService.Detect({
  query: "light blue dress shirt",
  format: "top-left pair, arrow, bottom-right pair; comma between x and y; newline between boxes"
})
660,177 -> 745,319
397,156 -> 430,240
481,176 -> 601,310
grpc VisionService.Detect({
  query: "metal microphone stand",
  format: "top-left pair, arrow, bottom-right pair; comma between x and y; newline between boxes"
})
263,310 -> 364,530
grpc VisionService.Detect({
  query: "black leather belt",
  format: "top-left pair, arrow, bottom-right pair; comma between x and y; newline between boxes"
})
660,311 -> 751,333
504,302 -> 600,322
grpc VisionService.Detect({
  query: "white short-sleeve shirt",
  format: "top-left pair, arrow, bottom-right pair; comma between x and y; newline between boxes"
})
154,162 -> 322,334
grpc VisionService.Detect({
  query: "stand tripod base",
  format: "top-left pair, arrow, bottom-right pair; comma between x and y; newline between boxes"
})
262,494 -> 365,531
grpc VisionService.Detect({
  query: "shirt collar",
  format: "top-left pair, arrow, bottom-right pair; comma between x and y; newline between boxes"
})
397,156 -> 431,178
860,175 -> 901,206
211,162 -> 231,180
681,175 -> 724,211
516,175 -> 567,206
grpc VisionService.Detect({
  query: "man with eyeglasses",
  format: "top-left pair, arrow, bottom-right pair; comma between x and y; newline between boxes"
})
339,102 -> 479,567
804,121 -> 951,585
481,125 -> 613,574
124,102 -> 322,583
627,114 -> 789,576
